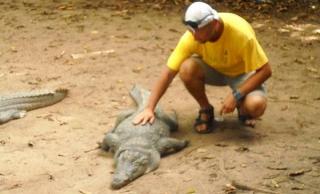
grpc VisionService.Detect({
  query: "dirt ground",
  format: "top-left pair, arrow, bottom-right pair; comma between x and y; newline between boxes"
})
0,1 -> 319,194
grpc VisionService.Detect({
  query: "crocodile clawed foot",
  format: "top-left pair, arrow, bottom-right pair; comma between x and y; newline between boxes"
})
12,110 -> 27,119
18,110 -> 27,118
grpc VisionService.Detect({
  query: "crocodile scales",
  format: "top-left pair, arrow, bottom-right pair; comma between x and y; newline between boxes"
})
101,85 -> 188,189
0,88 -> 68,124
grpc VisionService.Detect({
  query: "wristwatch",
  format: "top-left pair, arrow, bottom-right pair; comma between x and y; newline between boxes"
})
232,89 -> 244,103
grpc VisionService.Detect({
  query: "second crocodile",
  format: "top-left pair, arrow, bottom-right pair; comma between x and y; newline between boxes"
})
0,88 -> 68,124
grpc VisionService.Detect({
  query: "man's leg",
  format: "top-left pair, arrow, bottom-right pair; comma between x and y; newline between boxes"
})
179,57 -> 220,133
179,58 -> 211,109
179,57 -> 230,132
228,71 -> 267,127
238,92 -> 267,127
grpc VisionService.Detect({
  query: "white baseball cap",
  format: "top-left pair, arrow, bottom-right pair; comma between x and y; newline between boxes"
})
184,2 -> 219,30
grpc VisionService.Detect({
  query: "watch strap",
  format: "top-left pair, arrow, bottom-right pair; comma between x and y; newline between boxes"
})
232,89 -> 244,102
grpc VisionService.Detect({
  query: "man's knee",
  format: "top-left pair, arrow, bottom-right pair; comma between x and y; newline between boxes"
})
179,58 -> 204,82
243,95 -> 267,118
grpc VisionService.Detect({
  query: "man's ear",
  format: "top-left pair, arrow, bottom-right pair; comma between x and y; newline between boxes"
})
212,19 -> 219,28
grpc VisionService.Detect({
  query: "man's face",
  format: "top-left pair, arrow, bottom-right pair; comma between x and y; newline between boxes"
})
189,21 -> 217,43
189,22 -> 214,43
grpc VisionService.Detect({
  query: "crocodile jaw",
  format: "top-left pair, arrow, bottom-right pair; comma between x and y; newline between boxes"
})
111,150 -> 149,189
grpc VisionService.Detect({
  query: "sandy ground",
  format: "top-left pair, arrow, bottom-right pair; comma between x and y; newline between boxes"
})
0,1 -> 319,194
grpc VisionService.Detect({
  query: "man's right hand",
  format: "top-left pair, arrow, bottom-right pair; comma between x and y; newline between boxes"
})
133,66 -> 177,126
132,108 -> 155,125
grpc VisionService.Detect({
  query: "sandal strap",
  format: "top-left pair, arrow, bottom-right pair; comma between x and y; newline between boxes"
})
238,115 -> 251,122
198,105 -> 214,115
194,105 -> 215,134
195,105 -> 214,124
237,107 -> 252,122
195,118 -> 211,124
198,105 -> 214,120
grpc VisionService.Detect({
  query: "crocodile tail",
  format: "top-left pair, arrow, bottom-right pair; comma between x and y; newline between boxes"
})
129,85 -> 150,110
0,88 -> 68,112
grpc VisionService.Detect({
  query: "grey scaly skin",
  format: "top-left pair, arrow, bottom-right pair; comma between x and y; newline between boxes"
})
0,88 -> 68,124
101,85 -> 188,189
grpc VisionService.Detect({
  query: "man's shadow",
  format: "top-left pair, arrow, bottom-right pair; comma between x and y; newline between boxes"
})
176,114 -> 266,145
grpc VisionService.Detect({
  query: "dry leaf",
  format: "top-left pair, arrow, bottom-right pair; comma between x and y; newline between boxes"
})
71,50 -> 115,59
196,148 -> 207,153
289,95 -> 299,100
289,169 -> 311,177
307,67 -> 318,73
224,183 -> 236,194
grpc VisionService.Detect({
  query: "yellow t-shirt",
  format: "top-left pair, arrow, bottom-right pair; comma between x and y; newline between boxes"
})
167,13 -> 268,77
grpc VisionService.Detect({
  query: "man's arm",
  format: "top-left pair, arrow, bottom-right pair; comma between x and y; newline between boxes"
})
238,62 -> 272,96
133,66 -> 178,125
220,63 -> 272,114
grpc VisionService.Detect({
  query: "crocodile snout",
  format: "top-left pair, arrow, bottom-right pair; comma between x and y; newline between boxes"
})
111,174 -> 130,189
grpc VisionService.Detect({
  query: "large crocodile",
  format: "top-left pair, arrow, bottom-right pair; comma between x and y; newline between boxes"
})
101,85 -> 188,189
0,88 -> 68,124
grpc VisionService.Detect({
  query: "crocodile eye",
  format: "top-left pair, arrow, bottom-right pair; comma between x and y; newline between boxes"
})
131,154 -> 148,170
122,151 -> 130,160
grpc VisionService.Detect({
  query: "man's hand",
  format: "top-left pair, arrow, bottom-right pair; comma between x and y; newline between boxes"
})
219,93 -> 237,115
132,108 -> 155,125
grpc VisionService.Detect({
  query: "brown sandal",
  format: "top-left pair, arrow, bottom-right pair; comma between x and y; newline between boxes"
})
194,105 -> 215,134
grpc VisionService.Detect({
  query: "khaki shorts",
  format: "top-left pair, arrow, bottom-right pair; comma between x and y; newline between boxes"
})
194,57 -> 266,97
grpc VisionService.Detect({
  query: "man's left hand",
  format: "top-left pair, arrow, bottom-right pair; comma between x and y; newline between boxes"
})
220,93 -> 237,115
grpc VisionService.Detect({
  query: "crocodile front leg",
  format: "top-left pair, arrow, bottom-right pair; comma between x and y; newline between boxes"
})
101,133 -> 120,152
0,109 -> 27,124
111,109 -> 135,132
156,137 -> 189,156
156,110 -> 178,132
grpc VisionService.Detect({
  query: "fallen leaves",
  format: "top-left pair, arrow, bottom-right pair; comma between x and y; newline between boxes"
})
313,29 -> 320,34
10,46 -> 18,53
54,50 -> 65,60
235,146 -> 250,152
57,5 -> 73,11
196,148 -> 207,153
289,95 -> 300,100
291,185 -> 305,190
186,188 -> 197,194
79,189 -> 93,194
215,143 -> 229,147
289,169 -> 312,177
267,166 -> 288,171
306,66 -> 318,73
224,183 -> 236,194
132,66 -> 143,73
27,141 -> 34,147
110,9 -> 133,20
270,179 -> 280,188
